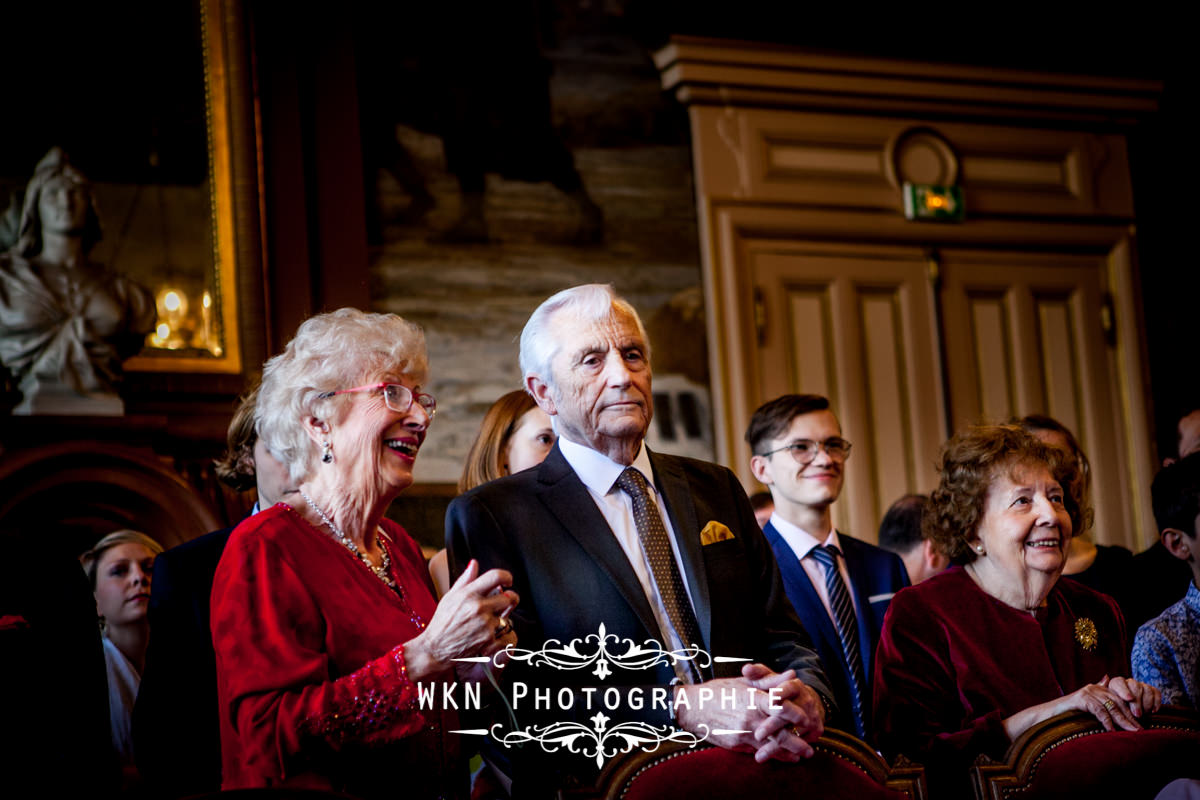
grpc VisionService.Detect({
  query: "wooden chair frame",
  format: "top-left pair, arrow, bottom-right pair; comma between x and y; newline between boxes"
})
587,727 -> 927,800
970,706 -> 1200,800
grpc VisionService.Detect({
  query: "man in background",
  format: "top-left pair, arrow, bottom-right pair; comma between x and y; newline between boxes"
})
747,394 -> 908,739
132,386 -> 292,798
750,490 -> 775,528
1128,404 -> 1200,630
449,284 -> 833,796
877,493 -> 947,585
1132,452 -> 1200,709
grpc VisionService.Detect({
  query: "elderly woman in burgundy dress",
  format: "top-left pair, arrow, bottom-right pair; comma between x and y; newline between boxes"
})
211,308 -> 517,799
872,424 -> 1160,795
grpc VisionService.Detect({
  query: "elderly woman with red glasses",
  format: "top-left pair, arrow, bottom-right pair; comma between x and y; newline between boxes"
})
211,309 -> 517,799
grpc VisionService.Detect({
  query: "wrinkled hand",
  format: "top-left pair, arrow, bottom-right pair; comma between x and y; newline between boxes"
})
675,663 -> 824,763
1063,675 -> 1162,731
1100,675 -> 1162,722
405,559 -> 517,681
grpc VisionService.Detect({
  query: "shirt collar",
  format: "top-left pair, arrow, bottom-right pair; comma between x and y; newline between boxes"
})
1186,581 -> 1200,614
768,512 -> 841,559
558,435 -> 654,497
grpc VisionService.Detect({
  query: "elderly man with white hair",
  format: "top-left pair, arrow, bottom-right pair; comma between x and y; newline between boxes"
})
447,284 -> 834,797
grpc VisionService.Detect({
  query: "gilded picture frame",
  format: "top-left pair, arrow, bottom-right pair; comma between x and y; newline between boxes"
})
124,0 -> 245,375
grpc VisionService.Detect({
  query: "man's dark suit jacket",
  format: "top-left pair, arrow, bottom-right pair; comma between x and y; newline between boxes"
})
447,444 -> 834,795
762,521 -> 908,736
132,526 -> 235,798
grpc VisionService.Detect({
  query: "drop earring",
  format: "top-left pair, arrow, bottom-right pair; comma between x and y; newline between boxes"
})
321,440 -> 333,464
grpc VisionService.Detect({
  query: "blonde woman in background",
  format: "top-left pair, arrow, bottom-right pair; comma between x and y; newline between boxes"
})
430,390 -> 555,596
80,529 -> 163,777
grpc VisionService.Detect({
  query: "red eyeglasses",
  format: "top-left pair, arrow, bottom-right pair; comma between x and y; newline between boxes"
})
318,383 -> 437,417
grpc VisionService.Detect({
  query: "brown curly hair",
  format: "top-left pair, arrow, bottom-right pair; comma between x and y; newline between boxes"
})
924,424 -> 1088,565
212,384 -> 260,492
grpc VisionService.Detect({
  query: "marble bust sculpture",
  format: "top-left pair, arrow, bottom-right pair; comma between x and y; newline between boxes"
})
0,148 -> 155,415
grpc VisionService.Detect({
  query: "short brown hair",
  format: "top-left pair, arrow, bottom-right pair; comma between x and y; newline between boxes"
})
213,384 -> 260,492
925,424 -> 1087,565
745,394 -> 832,454
458,390 -> 540,494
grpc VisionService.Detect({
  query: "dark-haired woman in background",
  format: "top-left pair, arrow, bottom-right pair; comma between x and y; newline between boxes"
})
873,424 -> 1160,795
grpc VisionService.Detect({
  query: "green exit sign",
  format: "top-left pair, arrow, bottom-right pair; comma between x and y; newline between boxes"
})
903,183 -> 964,222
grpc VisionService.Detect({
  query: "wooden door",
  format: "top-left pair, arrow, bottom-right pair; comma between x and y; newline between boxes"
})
751,241 -> 946,541
939,248 -> 1138,548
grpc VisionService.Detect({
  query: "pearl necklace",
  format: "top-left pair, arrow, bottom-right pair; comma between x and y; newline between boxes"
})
298,489 -> 395,590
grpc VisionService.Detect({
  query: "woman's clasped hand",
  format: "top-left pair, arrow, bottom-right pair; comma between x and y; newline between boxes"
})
406,559 -> 518,682
1056,675 -> 1162,731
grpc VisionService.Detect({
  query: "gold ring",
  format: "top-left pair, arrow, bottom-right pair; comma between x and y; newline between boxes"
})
493,620 -> 513,639
1102,699 -> 1116,711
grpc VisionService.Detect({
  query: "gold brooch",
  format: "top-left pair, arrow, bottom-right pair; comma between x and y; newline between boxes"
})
1075,618 -> 1098,652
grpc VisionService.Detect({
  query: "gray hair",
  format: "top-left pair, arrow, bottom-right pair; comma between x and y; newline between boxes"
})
256,308 -> 429,484
518,284 -> 650,393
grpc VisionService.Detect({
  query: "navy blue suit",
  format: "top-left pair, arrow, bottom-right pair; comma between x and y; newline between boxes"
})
762,521 -> 908,736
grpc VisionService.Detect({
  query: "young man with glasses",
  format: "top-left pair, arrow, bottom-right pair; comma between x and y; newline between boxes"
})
746,394 -> 909,740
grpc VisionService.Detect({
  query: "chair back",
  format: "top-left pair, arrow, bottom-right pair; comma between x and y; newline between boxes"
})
971,707 -> 1200,800
591,728 -> 926,800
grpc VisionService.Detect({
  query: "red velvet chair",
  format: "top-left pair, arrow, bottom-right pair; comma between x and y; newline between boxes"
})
588,728 -> 926,800
971,707 -> 1200,800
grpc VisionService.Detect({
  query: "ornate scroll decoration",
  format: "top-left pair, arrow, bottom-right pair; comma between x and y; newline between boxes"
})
492,713 -> 710,768
496,623 -> 711,680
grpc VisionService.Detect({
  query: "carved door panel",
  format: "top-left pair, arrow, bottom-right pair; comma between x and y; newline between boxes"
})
939,249 -> 1136,548
749,241 -> 1139,548
751,241 -> 945,541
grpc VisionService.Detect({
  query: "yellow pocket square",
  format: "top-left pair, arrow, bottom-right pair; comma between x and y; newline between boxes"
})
700,521 -> 735,546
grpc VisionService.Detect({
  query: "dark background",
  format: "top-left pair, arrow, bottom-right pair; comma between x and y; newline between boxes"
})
2,2 -> 1193,460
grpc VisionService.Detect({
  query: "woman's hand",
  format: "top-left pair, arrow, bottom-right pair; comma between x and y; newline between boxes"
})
1100,675 -> 1162,721
404,559 -> 518,682
1005,676 -> 1164,740
1060,676 -> 1162,731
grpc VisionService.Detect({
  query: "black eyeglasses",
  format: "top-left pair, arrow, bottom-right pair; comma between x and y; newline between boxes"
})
318,383 -> 437,418
758,437 -> 852,465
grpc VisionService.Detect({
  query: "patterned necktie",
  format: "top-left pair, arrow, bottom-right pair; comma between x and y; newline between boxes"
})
615,467 -> 704,683
810,544 -> 867,737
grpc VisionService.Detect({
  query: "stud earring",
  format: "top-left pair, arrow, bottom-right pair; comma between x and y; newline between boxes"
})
321,440 -> 333,464
974,544 -> 986,555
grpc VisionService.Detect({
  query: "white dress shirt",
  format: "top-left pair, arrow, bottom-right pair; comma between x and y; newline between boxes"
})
558,436 -> 697,673
768,512 -> 861,620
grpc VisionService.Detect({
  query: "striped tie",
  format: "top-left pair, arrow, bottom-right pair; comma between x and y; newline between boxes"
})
810,544 -> 867,737
615,467 -> 704,683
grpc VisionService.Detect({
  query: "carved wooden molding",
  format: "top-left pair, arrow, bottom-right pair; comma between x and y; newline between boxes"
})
656,36 -> 1160,125
688,108 -> 1134,219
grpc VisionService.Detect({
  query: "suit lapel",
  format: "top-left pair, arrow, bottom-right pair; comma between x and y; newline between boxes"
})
535,446 -> 661,638
648,450 -> 713,651
838,536 -> 877,678
763,522 -> 843,662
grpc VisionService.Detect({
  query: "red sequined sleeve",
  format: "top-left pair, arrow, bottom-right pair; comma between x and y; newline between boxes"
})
212,525 -> 424,783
